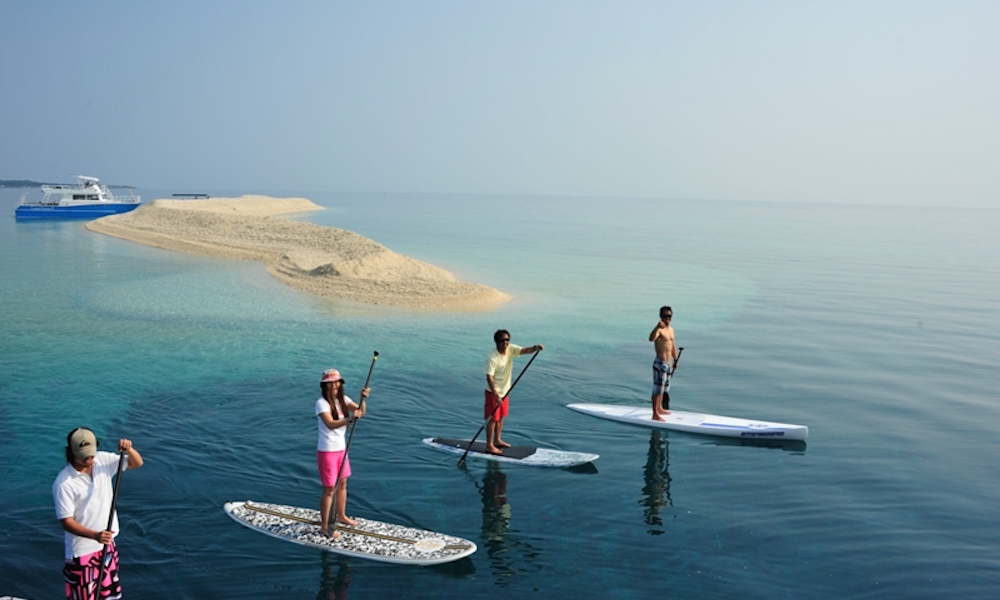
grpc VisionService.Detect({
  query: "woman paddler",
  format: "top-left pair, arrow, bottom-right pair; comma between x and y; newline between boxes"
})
316,368 -> 368,538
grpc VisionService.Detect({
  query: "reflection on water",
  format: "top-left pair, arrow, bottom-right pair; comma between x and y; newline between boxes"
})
316,552 -> 352,600
640,430 -> 672,535
473,462 -> 541,585
700,437 -> 807,453
481,462 -> 511,543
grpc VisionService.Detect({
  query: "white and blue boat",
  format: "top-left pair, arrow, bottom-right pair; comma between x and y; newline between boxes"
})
15,176 -> 140,219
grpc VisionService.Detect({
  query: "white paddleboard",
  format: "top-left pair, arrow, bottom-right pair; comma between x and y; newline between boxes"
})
567,403 -> 808,441
224,501 -> 476,565
423,437 -> 599,468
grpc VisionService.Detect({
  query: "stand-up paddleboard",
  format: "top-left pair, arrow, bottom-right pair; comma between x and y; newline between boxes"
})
224,501 -> 476,565
423,437 -> 598,467
567,404 -> 809,441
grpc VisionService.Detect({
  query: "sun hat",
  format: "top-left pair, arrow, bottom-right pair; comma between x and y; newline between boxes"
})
69,428 -> 98,459
321,369 -> 343,383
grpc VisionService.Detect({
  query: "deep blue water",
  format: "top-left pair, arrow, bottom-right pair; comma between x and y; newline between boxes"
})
1,189 -> 998,599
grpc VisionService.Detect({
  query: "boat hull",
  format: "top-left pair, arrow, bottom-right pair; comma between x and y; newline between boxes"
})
15,202 -> 139,220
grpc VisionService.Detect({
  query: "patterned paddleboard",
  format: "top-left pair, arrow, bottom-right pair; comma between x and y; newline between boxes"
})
223,501 -> 476,565
423,437 -> 599,467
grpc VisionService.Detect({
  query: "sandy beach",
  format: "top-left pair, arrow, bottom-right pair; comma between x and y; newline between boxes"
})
85,196 -> 511,311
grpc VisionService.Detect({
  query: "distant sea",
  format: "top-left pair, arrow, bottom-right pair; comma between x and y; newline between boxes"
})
1,188 -> 998,599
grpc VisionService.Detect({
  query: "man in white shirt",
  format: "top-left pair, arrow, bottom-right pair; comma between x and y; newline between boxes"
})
53,427 -> 143,600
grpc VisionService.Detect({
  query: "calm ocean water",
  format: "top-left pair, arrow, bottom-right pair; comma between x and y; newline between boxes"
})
1,188 -> 998,599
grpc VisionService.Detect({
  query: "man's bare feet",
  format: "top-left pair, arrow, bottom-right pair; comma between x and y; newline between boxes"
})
485,445 -> 504,455
337,515 -> 357,527
496,440 -> 512,448
652,414 -> 666,422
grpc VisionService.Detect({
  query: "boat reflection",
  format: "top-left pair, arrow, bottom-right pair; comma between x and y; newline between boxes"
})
316,552 -> 352,600
639,430 -> 672,535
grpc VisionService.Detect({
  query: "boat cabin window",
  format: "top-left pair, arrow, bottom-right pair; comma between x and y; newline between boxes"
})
73,194 -> 84,200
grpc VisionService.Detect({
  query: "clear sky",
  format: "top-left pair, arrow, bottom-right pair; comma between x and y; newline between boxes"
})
2,1 -> 997,207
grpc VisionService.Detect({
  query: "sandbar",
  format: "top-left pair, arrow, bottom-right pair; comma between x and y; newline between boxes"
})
85,195 -> 511,311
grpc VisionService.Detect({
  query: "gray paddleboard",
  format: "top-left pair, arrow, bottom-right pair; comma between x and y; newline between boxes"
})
224,501 -> 476,565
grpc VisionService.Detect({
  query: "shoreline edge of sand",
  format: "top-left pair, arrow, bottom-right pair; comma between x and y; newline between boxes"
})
85,195 -> 511,312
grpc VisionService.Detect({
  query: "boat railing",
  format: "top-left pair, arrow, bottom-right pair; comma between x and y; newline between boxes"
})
106,188 -> 141,203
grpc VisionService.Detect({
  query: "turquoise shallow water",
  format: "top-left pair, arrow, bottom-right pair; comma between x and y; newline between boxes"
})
1,189 -> 998,599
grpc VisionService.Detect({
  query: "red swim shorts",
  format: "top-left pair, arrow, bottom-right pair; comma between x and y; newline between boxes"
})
483,390 -> 509,420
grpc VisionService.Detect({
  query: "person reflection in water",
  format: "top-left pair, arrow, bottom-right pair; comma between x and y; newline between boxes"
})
480,462 -> 510,544
317,552 -> 352,600
640,430 -> 672,533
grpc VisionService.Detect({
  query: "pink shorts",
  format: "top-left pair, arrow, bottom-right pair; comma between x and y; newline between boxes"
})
317,450 -> 352,487
484,390 -> 509,420
64,542 -> 121,600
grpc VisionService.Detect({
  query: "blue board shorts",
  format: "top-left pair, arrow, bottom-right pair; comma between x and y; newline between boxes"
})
652,358 -> 673,395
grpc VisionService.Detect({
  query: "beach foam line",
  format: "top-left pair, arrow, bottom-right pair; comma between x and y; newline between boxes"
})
86,196 -> 511,311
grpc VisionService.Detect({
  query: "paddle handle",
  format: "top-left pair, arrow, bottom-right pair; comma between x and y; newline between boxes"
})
355,350 -> 379,415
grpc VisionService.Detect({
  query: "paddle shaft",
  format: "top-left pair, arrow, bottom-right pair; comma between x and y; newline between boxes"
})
457,350 -> 540,466
93,450 -> 127,598
659,347 -> 684,411
333,351 -> 379,489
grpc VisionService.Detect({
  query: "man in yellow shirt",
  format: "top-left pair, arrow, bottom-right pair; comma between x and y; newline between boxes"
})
484,329 -> 544,455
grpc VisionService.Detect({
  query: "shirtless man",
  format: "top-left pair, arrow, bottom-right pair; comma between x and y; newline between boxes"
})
649,306 -> 679,421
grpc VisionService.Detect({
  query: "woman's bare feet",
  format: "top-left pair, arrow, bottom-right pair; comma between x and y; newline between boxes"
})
337,515 -> 358,527
485,445 -> 504,455
496,440 -> 512,448
320,527 -> 341,540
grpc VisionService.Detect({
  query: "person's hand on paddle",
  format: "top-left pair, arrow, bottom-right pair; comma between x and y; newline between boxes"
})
116,438 -> 144,469
95,528 -> 114,545
354,387 -> 370,418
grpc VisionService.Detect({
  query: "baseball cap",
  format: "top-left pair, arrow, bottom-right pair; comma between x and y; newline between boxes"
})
70,428 -> 98,459
321,369 -> 343,383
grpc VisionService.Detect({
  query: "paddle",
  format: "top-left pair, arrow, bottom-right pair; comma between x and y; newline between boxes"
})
332,351 -> 379,507
458,350 -> 540,467
93,449 -> 127,599
661,347 -> 684,411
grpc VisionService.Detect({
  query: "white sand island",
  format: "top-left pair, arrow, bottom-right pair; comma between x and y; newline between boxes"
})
86,196 -> 511,311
